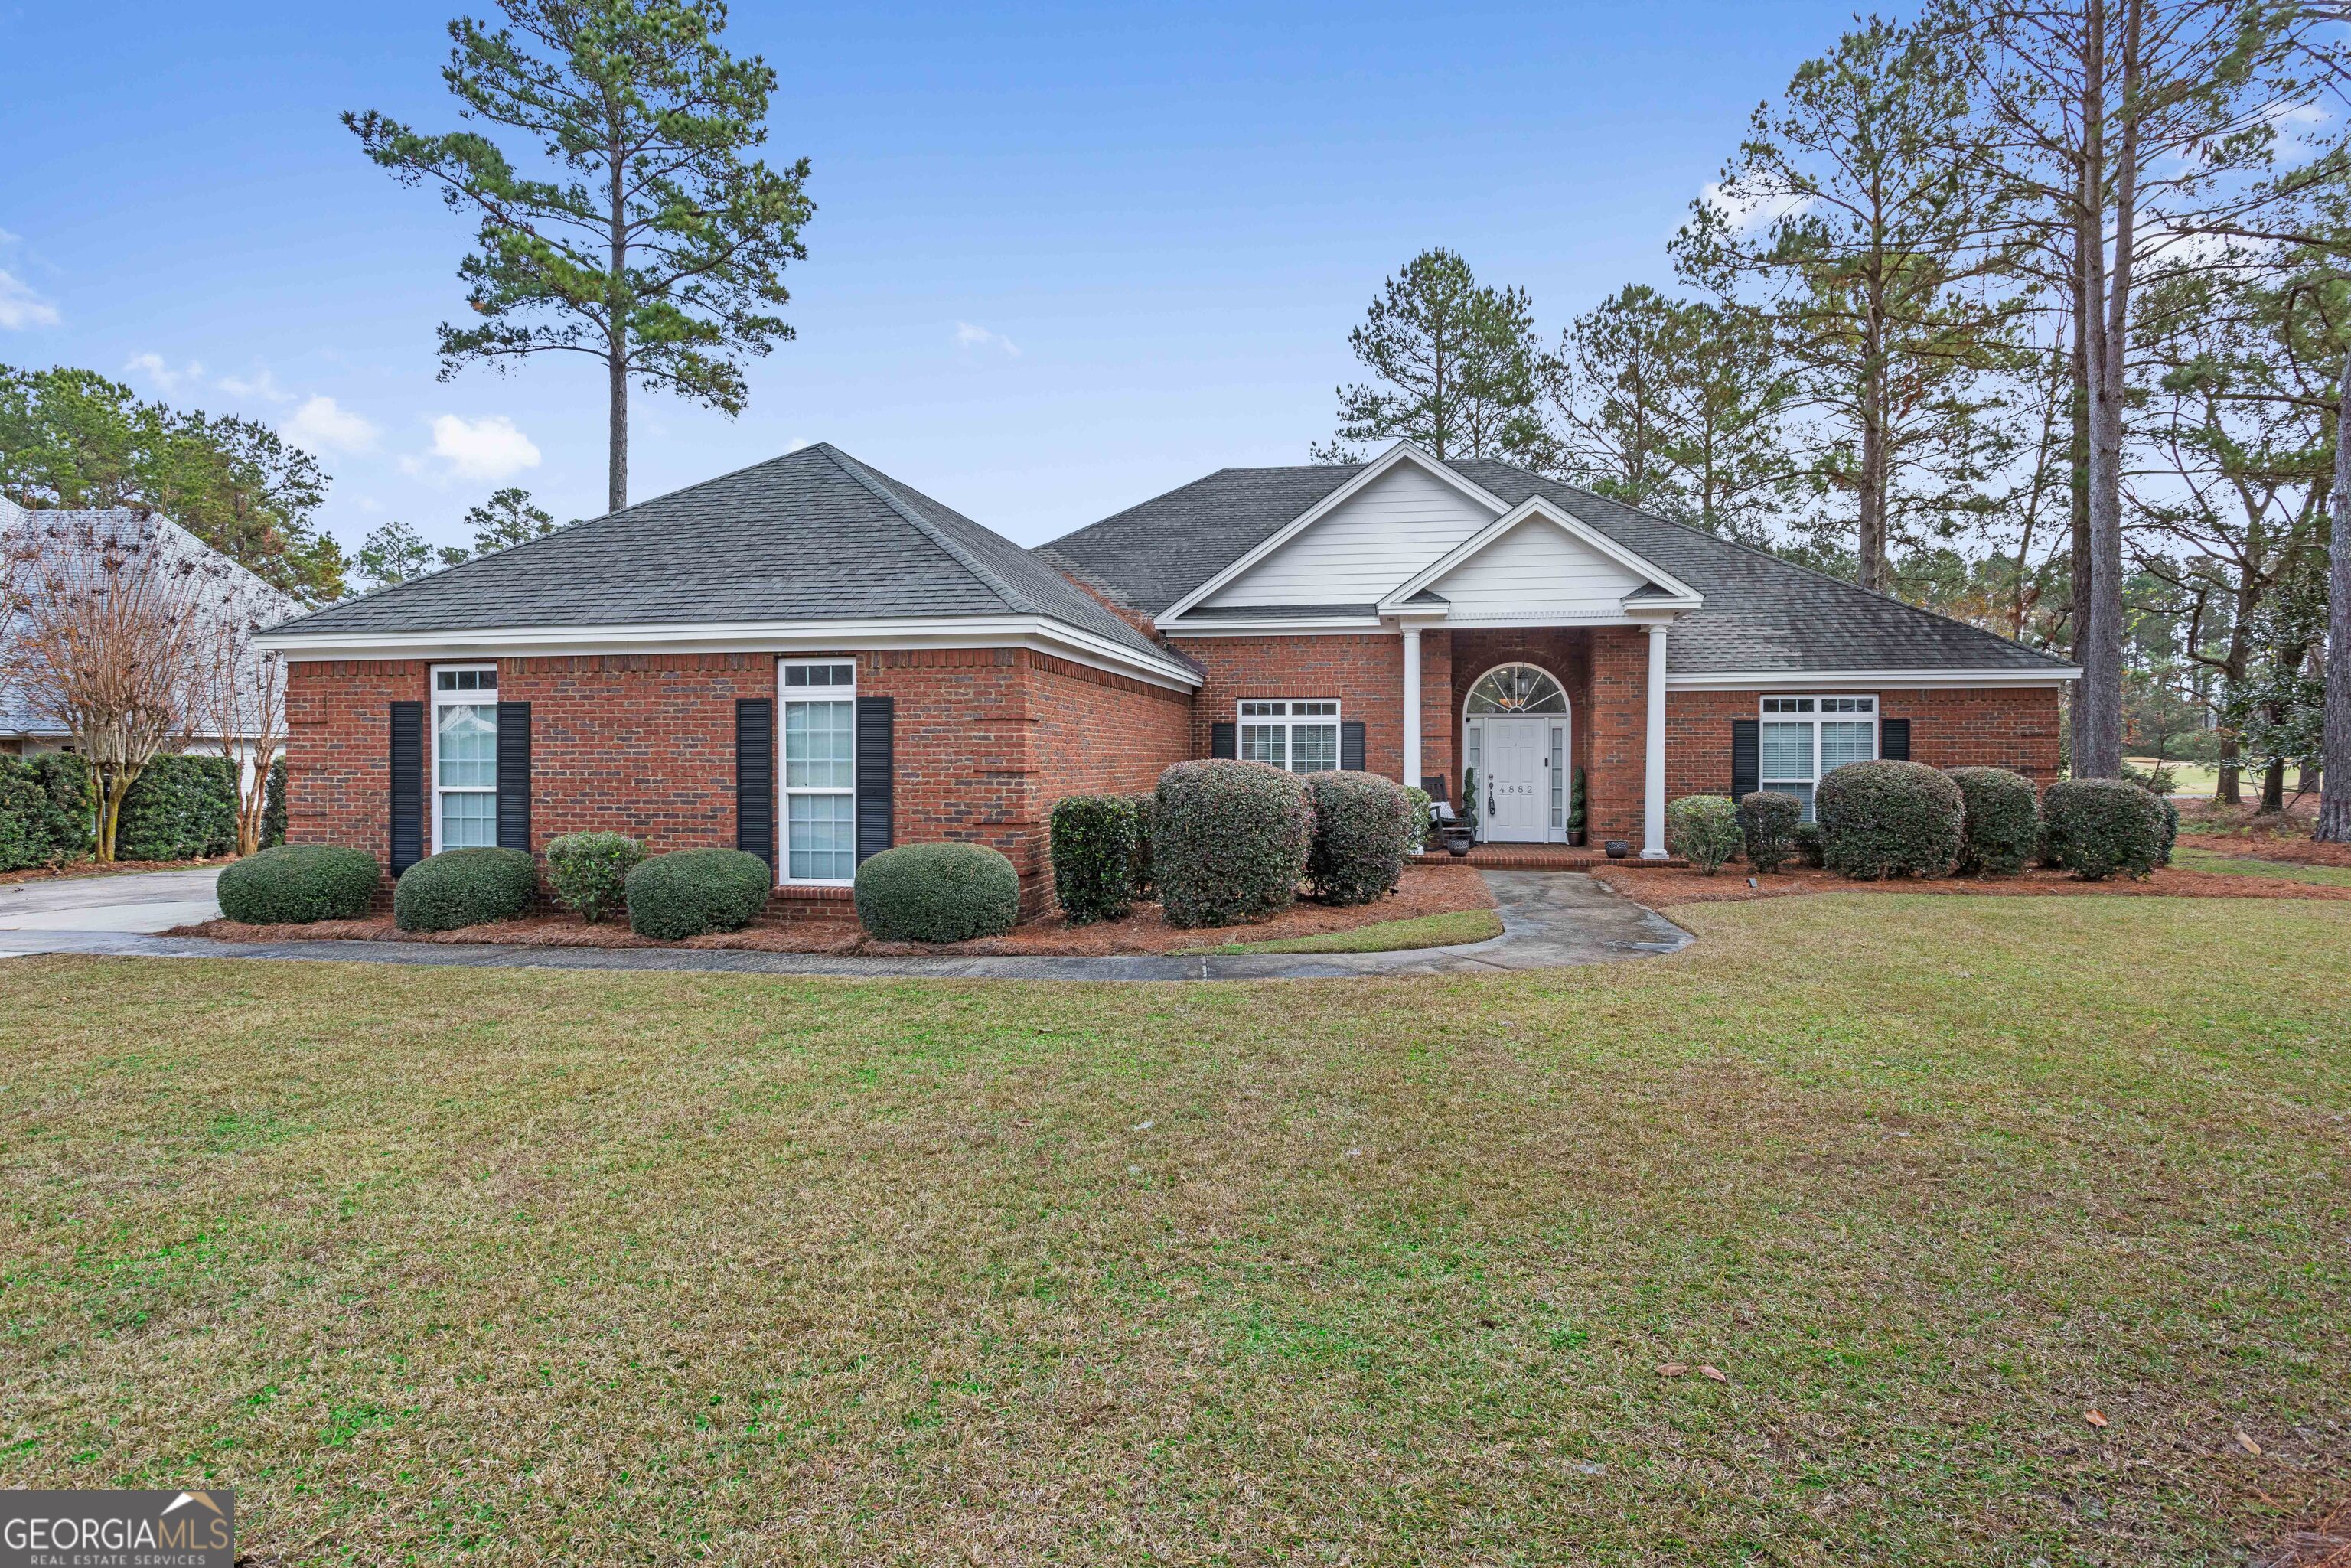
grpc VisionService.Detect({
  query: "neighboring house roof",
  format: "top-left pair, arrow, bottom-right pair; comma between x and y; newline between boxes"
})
1037,453 -> 2075,677
265,443 -> 1195,681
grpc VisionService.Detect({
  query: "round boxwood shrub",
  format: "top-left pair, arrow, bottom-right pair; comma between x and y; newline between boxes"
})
1049,794 -> 1138,925
624,848 -> 774,939
1667,794 -> 1742,875
1153,759 -> 1312,929
1945,766 -> 2040,876
216,843 -> 380,924
855,840 -> 1021,943
1304,770 -> 1412,906
546,830 -> 646,923
1816,759 -> 1964,880
2040,777 -> 2170,881
1736,791 -> 1804,875
393,846 -> 539,932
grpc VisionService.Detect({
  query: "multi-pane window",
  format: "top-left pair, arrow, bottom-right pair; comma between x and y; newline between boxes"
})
1237,699 -> 1340,774
432,665 -> 497,851
1759,695 -> 1878,820
1548,725 -> 1566,830
782,660 -> 856,882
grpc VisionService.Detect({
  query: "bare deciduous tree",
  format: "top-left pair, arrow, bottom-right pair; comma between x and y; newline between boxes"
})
191,598 -> 287,857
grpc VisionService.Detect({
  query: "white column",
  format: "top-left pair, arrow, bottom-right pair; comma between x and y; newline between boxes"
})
1642,621 -> 1669,858
1401,627 -> 1423,789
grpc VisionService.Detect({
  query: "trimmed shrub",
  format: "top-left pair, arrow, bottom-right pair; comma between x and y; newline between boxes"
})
1667,794 -> 1742,875
855,841 -> 1021,943
262,757 -> 288,849
1403,785 -> 1433,856
1816,759 -> 1964,879
1792,820 -> 1825,869
0,753 -> 95,871
217,843 -> 380,924
116,753 -> 236,861
1049,794 -> 1138,925
394,846 -> 539,932
2041,777 -> 2170,881
1153,759 -> 1312,928
1304,770 -> 1412,905
1736,791 -> 1804,875
1128,791 -> 1156,899
1946,766 -> 2040,876
546,831 -> 646,923
625,848 -> 774,940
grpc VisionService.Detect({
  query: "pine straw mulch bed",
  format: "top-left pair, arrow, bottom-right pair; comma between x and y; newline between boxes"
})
0,856 -> 237,887
1593,859 -> 2351,910
170,859 -> 1495,957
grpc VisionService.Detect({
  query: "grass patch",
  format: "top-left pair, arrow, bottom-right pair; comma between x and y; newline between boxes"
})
2172,843 -> 2351,888
1,895 -> 2346,1562
1176,905 -> 1504,954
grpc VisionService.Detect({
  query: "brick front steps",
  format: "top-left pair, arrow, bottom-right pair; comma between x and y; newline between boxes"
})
1456,845 -> 1689,871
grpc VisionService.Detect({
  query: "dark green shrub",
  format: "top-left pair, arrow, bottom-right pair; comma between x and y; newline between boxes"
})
625,848 -> 774,939
1128,791 -> 1156,899
1946,767 -> 2039,876
1736,791 -> 1803,875
217,843 -> 380,924
116,753 -> 236,861
1667,794 -> 1742,874
1049,794 -> 1138,924
855,840 -> 1021,942
1792,821 -> 1825,869
1403,784 -> 1433,856
546,830 -> 646,923
262,757 -> 288,849
2150,786 -> 2179,866
0,753 -> 95,870
394,846 -> 539,931
1816,759 -> 1963,879
1304,770 -> 1412,905
2041,778 -> 2169,881
1153,760 -> 1312,928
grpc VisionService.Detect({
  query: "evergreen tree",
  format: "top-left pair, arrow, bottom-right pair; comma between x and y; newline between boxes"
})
355,520 -> 468,591
465,485 -> 561,552
1316,249 -> 1549,465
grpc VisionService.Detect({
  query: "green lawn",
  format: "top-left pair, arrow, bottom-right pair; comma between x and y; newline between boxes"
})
1178,905 -> 1505,954
2171,843 -> 2351,888
2,896 -> 2346,1563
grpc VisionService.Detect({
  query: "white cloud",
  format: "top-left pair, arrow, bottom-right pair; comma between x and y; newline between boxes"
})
414,413 -> 541,481
954,321 -> 1020,357
282,395 -> 381,456
125,352 -> 205,394
0,270 -> 60,330
217,366 -> 293,403
1700,180 -> 1810,235
783,435 -> 812,453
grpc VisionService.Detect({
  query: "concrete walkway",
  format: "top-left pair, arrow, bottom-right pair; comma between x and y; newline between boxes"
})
0,868 -> 1687,980
0,866 -> 223,934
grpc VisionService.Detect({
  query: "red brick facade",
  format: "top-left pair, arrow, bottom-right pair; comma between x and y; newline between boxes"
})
1665,685 -> 2064,801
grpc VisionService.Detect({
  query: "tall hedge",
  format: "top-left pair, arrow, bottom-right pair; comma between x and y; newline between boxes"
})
1049,794 -> 1139,925
1736,791 -> 1803,875
2041,778 -> 2170,881
1153,759 -> 1312,928
0,754 -> 95,871
1946,767 -> 2039,876
116,753 -> 237,862
1816,759 -> 1963,879
1303,770 -> 1411,906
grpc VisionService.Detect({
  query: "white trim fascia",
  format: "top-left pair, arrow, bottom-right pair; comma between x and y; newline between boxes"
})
1162,614 -> 1389,636
259,614 -> 1202,692
1668,667 -> 2080,690
1376,494 -> 1704,613
1159,440 -> 1511,621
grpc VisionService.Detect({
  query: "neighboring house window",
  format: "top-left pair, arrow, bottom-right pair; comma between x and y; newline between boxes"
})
782,660 -> 857,882
1238,699 -> 1340,773
1759,695 -> 1877,820
432,664 -> 498,851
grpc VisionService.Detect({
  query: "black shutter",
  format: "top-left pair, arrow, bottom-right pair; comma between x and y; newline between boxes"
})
855,696 -> 893,863
1731,719 -> 1759,800
1341,721 -> 1366,772
1210,722 -> 1237,759
389,701 -> 424,873
735,698 -> 775,869
1880,717 -> 1911,761
495,701 -> 531,852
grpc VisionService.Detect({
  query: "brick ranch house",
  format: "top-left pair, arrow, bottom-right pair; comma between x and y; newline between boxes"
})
259,439 -> 2077,914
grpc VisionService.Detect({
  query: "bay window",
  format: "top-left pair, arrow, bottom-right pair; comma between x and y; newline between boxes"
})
1759,694 -> 1877,820
782,659 -> 857,882
431,664 -> 497,852
1238,699 -> 1340,774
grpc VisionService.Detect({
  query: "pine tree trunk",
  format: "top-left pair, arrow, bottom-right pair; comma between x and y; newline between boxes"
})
1860,368 -> 1888,595
2068,311 -> 2091,658
2321,347 -> 2351,842
2075,0 -> 2131,781
608,350 -> 628,514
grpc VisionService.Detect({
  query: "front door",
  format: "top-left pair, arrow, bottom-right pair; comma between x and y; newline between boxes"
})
1479,717 -> 1547,842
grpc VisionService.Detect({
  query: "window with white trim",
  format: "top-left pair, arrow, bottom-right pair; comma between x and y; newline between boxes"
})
432,665 -> 498,851
1238,699 -> 1340,773
781,660 -> 857,882
1759,694 -> 1877,820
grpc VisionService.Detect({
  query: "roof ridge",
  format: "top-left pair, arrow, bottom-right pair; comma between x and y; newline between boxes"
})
813,444 -> 1030,617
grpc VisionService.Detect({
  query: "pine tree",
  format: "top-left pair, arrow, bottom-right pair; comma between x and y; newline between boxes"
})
1317,249 -> 1549,465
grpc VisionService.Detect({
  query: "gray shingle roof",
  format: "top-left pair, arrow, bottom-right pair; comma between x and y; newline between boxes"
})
269,444 -> 1181,672
1041,455 -> 2074,676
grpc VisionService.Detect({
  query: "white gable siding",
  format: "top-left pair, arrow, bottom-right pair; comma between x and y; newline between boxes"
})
1205,459 -> 1495,607
1429,516 -> 1647,624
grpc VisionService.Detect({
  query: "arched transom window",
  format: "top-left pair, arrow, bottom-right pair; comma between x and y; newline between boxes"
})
1466,664 -> 1567,716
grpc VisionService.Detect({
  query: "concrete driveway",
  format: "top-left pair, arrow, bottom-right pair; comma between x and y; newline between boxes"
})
0,867 -> 223,953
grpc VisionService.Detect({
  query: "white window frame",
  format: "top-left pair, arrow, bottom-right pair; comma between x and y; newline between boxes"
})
1237,699 -> 1342,774
779,658 -> 858,886
1759,693 -> 1879,820
429,663 -> 499,855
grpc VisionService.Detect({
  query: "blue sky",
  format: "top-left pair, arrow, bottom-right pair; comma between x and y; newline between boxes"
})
1,0 -> 1864,556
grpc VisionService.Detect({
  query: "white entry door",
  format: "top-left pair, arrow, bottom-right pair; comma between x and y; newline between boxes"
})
1479,717 -> 1547,842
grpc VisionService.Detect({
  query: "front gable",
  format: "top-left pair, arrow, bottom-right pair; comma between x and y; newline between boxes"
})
1378,497 -> 1702,627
